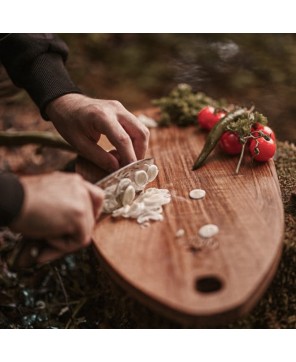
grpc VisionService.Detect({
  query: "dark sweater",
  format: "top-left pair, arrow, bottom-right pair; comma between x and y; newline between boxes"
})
0,33 -> 82,227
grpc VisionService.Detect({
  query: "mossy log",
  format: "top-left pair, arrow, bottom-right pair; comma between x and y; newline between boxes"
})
0,131 -> 75,152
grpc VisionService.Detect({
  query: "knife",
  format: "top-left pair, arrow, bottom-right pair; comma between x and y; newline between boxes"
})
6,158 -> 154,270
96,157 -> 154,189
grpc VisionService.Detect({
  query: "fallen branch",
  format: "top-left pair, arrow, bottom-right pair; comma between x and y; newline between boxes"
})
0,131 -> 75,152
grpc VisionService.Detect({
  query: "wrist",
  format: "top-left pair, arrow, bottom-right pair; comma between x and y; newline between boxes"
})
45,93 -> 82,120
0,173 -> 25,228
45,93 -> 86,121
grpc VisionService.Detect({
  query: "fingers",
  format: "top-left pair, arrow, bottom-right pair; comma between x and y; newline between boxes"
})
37,239 -> 91,264
10,171 -> 104,267
102,111 -> 150,164
77,137 -> 120,172
118,110 -> 150,160
99,115 -> 137,166
89,102 -> 149,166
49,95 -> 149,169
83,181 -> 104,220
37,218 -> 94,264
37,247 -> 65,264
39,178 -> 102,263
46,234 -> 92,253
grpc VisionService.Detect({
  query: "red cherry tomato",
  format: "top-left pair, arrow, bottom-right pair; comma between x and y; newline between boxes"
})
219,131 -> 243,155
251,123 -> 276,141
197,106 -> 226,131
249,137 -> 276,162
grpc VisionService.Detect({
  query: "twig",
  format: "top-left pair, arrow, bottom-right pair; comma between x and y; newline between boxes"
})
65,298 -> 87,329
0,130 -> 75,152
53,266 -> 73,315
235,142 -> 247,174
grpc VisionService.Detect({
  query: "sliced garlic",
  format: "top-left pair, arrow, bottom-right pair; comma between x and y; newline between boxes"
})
146,164 -> 159,182
104,163 -> 170,225
134,170 -> 148,187
112,205 -> 130,217
116,178 -> 132,195
128,202 -> 145,217
103,183 -> 119,212
103,198 -> 120,213
112,187 -> 171,224
198,224 -> 219,238
175,229 -> 185,238
189,189 -> 206,200
122,184 -> 136,206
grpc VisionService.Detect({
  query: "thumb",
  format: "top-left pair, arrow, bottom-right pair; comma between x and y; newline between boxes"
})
37,245 -> 66,264
78,137 -> 119,172
83,181 -> 105,220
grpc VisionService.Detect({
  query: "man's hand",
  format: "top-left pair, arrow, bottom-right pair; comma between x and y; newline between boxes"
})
10,172 -> 104,264
46,94 -> 150,172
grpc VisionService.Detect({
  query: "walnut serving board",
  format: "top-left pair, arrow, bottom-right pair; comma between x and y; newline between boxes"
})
79,123 -> 284,326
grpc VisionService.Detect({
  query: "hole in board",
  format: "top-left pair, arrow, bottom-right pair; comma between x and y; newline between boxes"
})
195,275 -> 223,293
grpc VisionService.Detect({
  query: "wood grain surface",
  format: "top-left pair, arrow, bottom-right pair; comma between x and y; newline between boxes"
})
78,114 -> 284,326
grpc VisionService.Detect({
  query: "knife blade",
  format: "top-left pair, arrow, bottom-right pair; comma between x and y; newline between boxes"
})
96,157 -> 154,190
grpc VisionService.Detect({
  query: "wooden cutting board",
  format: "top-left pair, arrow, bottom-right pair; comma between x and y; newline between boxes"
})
77,114 -> 284,326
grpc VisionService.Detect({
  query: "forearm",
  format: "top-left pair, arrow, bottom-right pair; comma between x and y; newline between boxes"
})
0,173 -> 24,227
0,33 -> 81,119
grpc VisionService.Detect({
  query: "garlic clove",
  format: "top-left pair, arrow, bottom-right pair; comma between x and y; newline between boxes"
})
147,164 -> 159,182
134,170 -> 148,188
116,178 -> 132,196
122,184 -> 136,206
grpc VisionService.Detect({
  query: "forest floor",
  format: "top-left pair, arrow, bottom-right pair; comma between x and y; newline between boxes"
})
0,34 -> 295,328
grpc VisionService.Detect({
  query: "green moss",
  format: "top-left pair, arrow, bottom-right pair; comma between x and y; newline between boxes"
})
152,84 -> 226,127
228,141 -> 296,328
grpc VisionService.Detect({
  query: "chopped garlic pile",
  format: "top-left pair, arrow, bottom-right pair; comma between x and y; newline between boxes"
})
103,163 -> 171,224
113,188 -> 171,223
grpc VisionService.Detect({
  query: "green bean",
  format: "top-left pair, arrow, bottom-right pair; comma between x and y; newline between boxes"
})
192,108 -> 248,170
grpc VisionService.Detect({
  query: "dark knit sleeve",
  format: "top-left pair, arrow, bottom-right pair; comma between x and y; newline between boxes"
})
0,173 -> 24,227
0,33 -> 82,119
